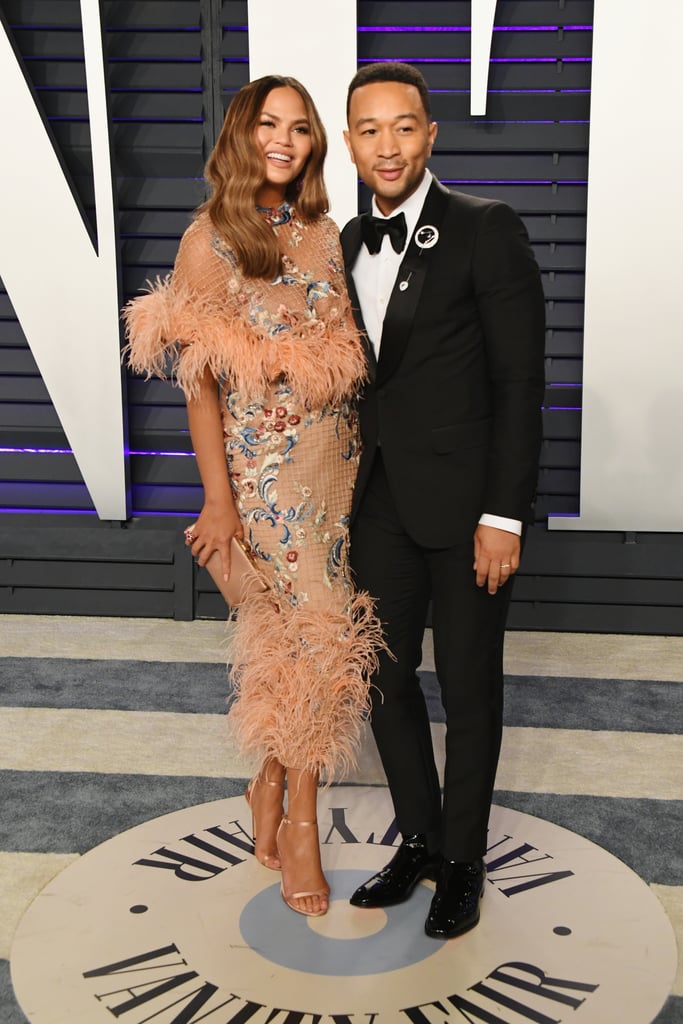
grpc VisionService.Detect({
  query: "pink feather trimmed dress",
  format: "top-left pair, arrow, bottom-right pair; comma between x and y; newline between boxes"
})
123,203 -> 384,781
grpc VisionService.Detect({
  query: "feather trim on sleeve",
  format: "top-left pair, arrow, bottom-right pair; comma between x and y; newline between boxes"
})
122,276 -> 367,407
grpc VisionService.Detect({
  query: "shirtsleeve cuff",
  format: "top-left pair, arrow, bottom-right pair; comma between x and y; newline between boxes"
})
478,513 -> 522,536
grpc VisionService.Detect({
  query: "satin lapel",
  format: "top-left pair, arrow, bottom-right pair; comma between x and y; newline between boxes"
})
376,178 -> 451,387
341,216 -> 377,380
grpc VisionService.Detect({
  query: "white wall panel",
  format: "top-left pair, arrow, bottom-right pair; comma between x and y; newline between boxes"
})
0,0 -> 126,520
550,0 -> 683,531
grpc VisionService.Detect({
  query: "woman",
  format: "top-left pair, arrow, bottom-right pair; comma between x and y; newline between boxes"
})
123,76 -> 382,918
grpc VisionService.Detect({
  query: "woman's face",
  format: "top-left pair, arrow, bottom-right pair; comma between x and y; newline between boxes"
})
254,86 -> 313,207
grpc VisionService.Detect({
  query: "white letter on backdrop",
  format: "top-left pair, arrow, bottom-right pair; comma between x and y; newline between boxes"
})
549,0 -> 683,531
0,0 -> 126,520
471,0 -> 497,115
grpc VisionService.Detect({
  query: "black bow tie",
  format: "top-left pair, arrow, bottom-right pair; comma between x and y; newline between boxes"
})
361,212 -> 407,255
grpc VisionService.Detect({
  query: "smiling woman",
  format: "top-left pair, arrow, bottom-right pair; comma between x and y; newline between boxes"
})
254,88 -> 313,209
122,76 -> 384,924
200,76 -> 329,281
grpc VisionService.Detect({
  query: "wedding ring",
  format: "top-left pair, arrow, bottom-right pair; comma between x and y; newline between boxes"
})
500,563 -> 511,569
184,530 -> 196,543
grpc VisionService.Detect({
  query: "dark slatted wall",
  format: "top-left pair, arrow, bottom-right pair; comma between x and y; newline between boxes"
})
1,0 -> 682,631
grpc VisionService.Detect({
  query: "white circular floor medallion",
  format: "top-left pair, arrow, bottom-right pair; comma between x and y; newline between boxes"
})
11,787 -> 676,1023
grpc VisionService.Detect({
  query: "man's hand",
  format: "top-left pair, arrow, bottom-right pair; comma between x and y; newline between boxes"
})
473,524 -> 520,595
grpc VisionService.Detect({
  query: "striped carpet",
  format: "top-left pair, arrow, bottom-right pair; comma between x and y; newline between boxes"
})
0,616 -> 681,1023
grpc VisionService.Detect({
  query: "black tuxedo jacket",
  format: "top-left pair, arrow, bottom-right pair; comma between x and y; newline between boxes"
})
341,176 -> 546,548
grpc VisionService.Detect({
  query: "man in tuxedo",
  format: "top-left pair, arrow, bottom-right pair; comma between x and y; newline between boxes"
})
342,62 -> 546,938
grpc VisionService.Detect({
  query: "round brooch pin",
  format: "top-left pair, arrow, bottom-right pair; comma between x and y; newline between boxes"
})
415,224 -> 439,250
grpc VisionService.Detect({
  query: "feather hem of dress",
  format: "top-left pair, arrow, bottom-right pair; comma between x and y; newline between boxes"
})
226,589 -> 384,782
122,276 -> 367,407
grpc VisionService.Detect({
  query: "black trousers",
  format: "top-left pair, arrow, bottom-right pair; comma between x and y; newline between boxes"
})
350,451 -> 514,861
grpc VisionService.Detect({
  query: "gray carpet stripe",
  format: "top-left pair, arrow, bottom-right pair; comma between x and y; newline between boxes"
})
0,770 -> 245,855
653,996 -> 683,1023
1,769 -> 680,887
422,672 -> 683,733
492,790 -> 683,888
513,673 -> 683,735
504,673 -> 683,734
0,658 -> 230,716
1,658 -> 681,734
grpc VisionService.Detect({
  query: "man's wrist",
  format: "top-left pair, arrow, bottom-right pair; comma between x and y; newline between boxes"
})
478,513 -> 522,536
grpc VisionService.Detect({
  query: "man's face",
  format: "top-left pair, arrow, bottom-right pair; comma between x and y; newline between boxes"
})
344,80 -> 438,216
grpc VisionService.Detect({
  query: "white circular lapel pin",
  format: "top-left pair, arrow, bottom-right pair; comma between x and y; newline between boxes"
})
398,225 -> 440,291
415,224 -> 439,250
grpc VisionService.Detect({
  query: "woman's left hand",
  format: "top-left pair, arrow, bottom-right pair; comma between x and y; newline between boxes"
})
184,498 -> 243,581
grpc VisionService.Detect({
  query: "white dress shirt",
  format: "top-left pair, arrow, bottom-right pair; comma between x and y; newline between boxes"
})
351,170 -> 522,537
352,169 -> 432,361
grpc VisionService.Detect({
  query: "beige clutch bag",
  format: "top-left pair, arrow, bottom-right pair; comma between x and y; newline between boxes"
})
205,537 -> 269,607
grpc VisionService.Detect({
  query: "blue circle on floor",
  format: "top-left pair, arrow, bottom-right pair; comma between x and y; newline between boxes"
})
239,869 -> 443,975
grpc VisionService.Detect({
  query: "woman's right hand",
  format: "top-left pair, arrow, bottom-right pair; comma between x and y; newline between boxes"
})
184,500 -> 244,583
183,365 -> 243,583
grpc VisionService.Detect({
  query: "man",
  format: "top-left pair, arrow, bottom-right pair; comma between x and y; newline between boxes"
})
342,63 -> 545,938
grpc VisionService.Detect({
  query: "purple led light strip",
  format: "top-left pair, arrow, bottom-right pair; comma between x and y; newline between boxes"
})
47,117 -> 205,124
442,180 -> 586,185
358,58 -> 592,64
0,447 -> 195,457
469,119 -> 555,124
108,58 -> 202,63
356,25 -> 592,32
228,25 -> 592,33
224,56 -> 593,65
1,447 -> 72,455
0,507 -> 99,515
432,89 -> 590,97
0,508 -> 199,517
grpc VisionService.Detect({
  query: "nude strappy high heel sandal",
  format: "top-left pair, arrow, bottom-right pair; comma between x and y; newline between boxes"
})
245,776 -> 284,870
277,817 -> 330,917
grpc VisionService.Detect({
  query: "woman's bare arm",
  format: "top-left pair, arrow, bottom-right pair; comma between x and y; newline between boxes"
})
185,366 -> 243,580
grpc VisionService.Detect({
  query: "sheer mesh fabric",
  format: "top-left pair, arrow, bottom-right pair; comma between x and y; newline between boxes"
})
124,205 -> 384,779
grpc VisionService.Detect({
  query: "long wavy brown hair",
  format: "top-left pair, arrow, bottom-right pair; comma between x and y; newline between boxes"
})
200,76 -> 329,279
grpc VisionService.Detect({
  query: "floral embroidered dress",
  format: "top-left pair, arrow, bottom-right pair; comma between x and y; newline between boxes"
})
124,203 -> 382,780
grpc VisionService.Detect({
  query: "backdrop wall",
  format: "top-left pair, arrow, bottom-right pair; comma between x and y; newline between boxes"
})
1,0 -> 681,633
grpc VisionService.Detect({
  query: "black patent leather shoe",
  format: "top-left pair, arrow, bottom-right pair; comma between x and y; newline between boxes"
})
349,834 -> 440,908
424,858 -> 485,938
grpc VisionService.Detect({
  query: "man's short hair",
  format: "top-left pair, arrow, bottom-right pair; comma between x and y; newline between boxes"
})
346,62 -> 432,121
